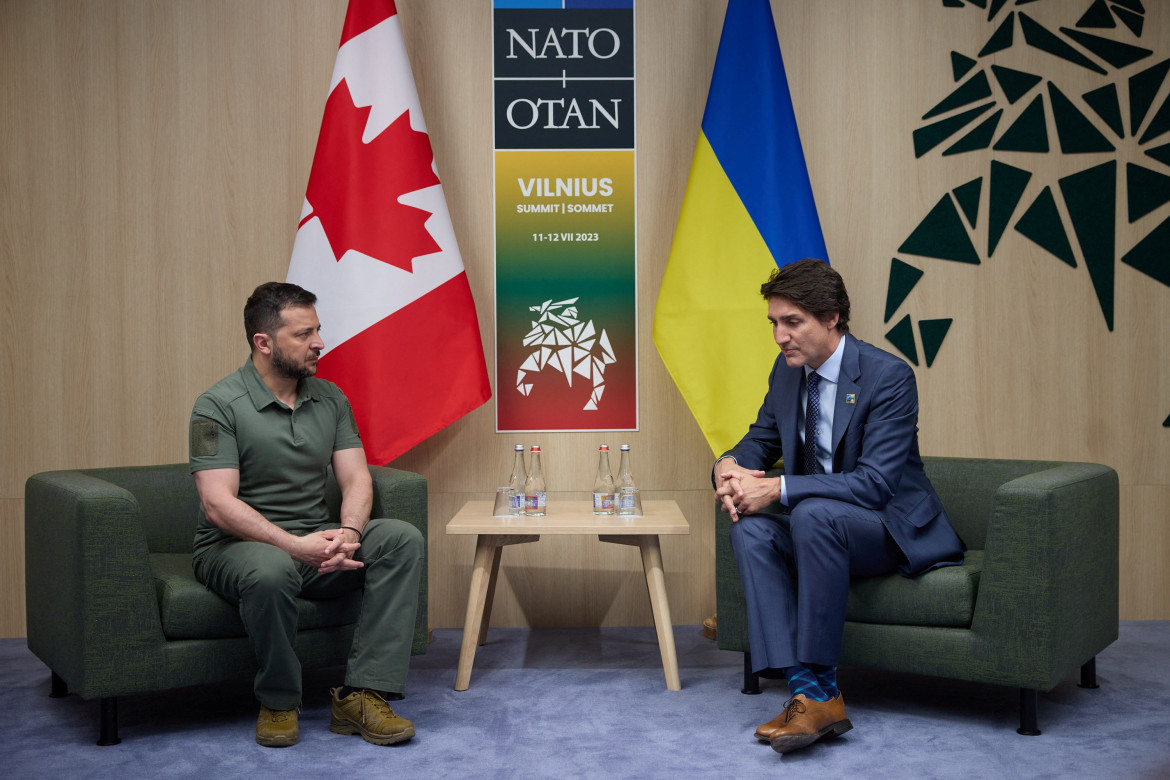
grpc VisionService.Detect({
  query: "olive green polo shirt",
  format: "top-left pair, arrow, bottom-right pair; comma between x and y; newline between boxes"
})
189,356 -> 363,556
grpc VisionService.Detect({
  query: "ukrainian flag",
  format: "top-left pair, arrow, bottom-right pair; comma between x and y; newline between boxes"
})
653,0 -> 827,456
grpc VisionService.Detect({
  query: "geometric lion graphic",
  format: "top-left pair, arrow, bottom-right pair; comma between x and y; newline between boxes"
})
516,297 -> 616,410
895,0 -> 1169,426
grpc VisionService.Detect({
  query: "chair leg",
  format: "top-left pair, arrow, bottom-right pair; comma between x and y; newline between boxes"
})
741,652 -> 761,695
97,697 -> 121,746
1017,688 -> 1041,736
50,671 -> 68,698
1078,657 -> 1099,689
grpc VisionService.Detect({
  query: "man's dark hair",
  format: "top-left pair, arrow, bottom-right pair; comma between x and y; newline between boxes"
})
244,282 -> 317,349
760,258 -> 850,333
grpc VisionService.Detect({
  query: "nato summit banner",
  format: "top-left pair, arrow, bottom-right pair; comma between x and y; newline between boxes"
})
494,0 -> 637,433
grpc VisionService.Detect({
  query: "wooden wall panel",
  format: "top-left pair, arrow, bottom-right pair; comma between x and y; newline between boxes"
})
0,502 -> 25,638
2,1 -> 1167,637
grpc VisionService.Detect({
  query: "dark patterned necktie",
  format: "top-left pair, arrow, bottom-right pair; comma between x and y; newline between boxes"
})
803,371 -> 824,475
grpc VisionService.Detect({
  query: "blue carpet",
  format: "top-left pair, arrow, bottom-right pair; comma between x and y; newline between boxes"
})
4,622 -> 1169,778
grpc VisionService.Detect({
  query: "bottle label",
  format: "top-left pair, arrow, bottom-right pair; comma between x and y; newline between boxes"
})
525,492 -> 546,512
619,487 -> 638,511
593,492 -> 615,511
511,492 -> 525,512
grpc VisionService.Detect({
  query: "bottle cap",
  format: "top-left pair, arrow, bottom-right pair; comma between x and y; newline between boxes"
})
599,444 -> 609,451
620,444 -> 630,450
530,445 -> 541,452
515,444 -> 524,450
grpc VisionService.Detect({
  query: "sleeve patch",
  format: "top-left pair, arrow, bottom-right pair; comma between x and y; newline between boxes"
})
190,419 -> 220,458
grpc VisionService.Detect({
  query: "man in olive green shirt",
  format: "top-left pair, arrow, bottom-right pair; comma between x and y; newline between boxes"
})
190,282 -> 423,748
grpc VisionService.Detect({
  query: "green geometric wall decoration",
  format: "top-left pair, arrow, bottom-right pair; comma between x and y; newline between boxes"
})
1146,142 -> 1170,167
978,12 -> 1015,58
987,0 -> 1009,21
992,94 -> 1049,152
1128,59 -> 1170,136
1060,161 -> 1117,330
1019,13 -> 1108,75
965,0 -> 987,10
913,103 -> 996,157
1138,94 -> 1170,145
1113,6 -> 1144,37
1060,27 -> 1152,69
898,194 -> 982,265
923,71 -> 993,120
953,177 -> 982,227
1014,186 -> 1077,268
991,64 -> 1042,104
944,109 -> 1003,155
1048,83 -> 1116,153
1126,163 -> 1170,223
1083,83 -> 1125,139
1164,413 -> 1169,428
885,315 -> 919,367
1120,215 -> 1170,287
988,160 -> 1032,257
942,0 -> 964,7
885,258 -> 924,323
951,51 -> 977,81
1076,0 -> 1116,29
918,319 -> 953,368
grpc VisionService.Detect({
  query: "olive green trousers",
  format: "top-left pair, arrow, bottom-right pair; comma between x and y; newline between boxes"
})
194,518 -> 423,710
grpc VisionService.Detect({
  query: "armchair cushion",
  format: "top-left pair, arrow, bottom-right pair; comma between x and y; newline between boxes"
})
846,550 -> 982,627
149,553 -> 362,640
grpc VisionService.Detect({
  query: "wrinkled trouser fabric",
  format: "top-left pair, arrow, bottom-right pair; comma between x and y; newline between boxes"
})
194,518 -> 423,710
730,498 -> 904,674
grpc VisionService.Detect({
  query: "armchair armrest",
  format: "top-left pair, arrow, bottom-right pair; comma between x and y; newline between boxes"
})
25,470 -> 167,700
369,466 -> 429,654
369,466 -> 427,532
973,462 -> 1119,689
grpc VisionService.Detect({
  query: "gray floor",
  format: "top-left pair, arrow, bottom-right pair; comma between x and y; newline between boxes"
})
5,622 -> 1169,779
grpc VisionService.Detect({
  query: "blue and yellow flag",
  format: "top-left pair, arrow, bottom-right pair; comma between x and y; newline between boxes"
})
653,0 -> 827,456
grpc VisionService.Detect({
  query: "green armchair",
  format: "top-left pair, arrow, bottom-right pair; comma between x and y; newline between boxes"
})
715,456 -> 1119,735
25,463 -> 428,745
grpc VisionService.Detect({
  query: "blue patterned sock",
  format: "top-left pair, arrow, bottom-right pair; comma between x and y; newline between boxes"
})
781,665 -> 829,702
810,663 -> 839,699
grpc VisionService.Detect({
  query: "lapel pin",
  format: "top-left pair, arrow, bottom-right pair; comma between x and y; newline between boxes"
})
845,394 -> 857,405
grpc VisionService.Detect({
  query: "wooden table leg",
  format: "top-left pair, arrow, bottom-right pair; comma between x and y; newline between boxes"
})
599,533 -> 681,691
454,534 -> 538,691
478,545 -> 504,646
455,536 -> 496,691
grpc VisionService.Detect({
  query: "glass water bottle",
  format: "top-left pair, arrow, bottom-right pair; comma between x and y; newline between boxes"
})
616,443 -> 642,516
524,445 -> 547,516
507,443 -> 526,514
593,444 -> 616,515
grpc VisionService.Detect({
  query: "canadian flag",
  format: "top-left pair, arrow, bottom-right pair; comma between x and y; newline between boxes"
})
287,0 -> 491,464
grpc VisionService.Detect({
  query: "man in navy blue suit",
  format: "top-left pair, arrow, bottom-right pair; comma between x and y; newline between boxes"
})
715,258 -> 964,755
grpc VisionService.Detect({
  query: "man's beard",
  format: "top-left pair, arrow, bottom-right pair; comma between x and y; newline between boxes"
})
271,345 -> 317,381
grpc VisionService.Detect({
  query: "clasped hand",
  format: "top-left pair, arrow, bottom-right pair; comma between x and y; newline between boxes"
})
292,528 -> 364,574
714,460 -> 775,521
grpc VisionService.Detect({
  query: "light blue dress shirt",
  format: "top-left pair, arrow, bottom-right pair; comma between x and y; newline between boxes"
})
779,335 -> 845,505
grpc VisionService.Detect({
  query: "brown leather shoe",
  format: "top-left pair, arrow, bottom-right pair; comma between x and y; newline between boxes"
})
762,693 -> 852,754
256,705 -> 299,747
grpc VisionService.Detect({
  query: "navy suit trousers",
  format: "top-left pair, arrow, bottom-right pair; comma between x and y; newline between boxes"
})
729,498 -> 905,673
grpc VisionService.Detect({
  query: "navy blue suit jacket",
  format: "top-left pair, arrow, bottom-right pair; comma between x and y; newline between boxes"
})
721,333 -> 964,575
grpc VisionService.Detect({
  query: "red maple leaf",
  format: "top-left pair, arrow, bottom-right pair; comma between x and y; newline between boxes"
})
301,79 -> 440,272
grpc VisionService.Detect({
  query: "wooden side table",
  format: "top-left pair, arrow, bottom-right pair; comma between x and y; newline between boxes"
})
446,499 -> 691,691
